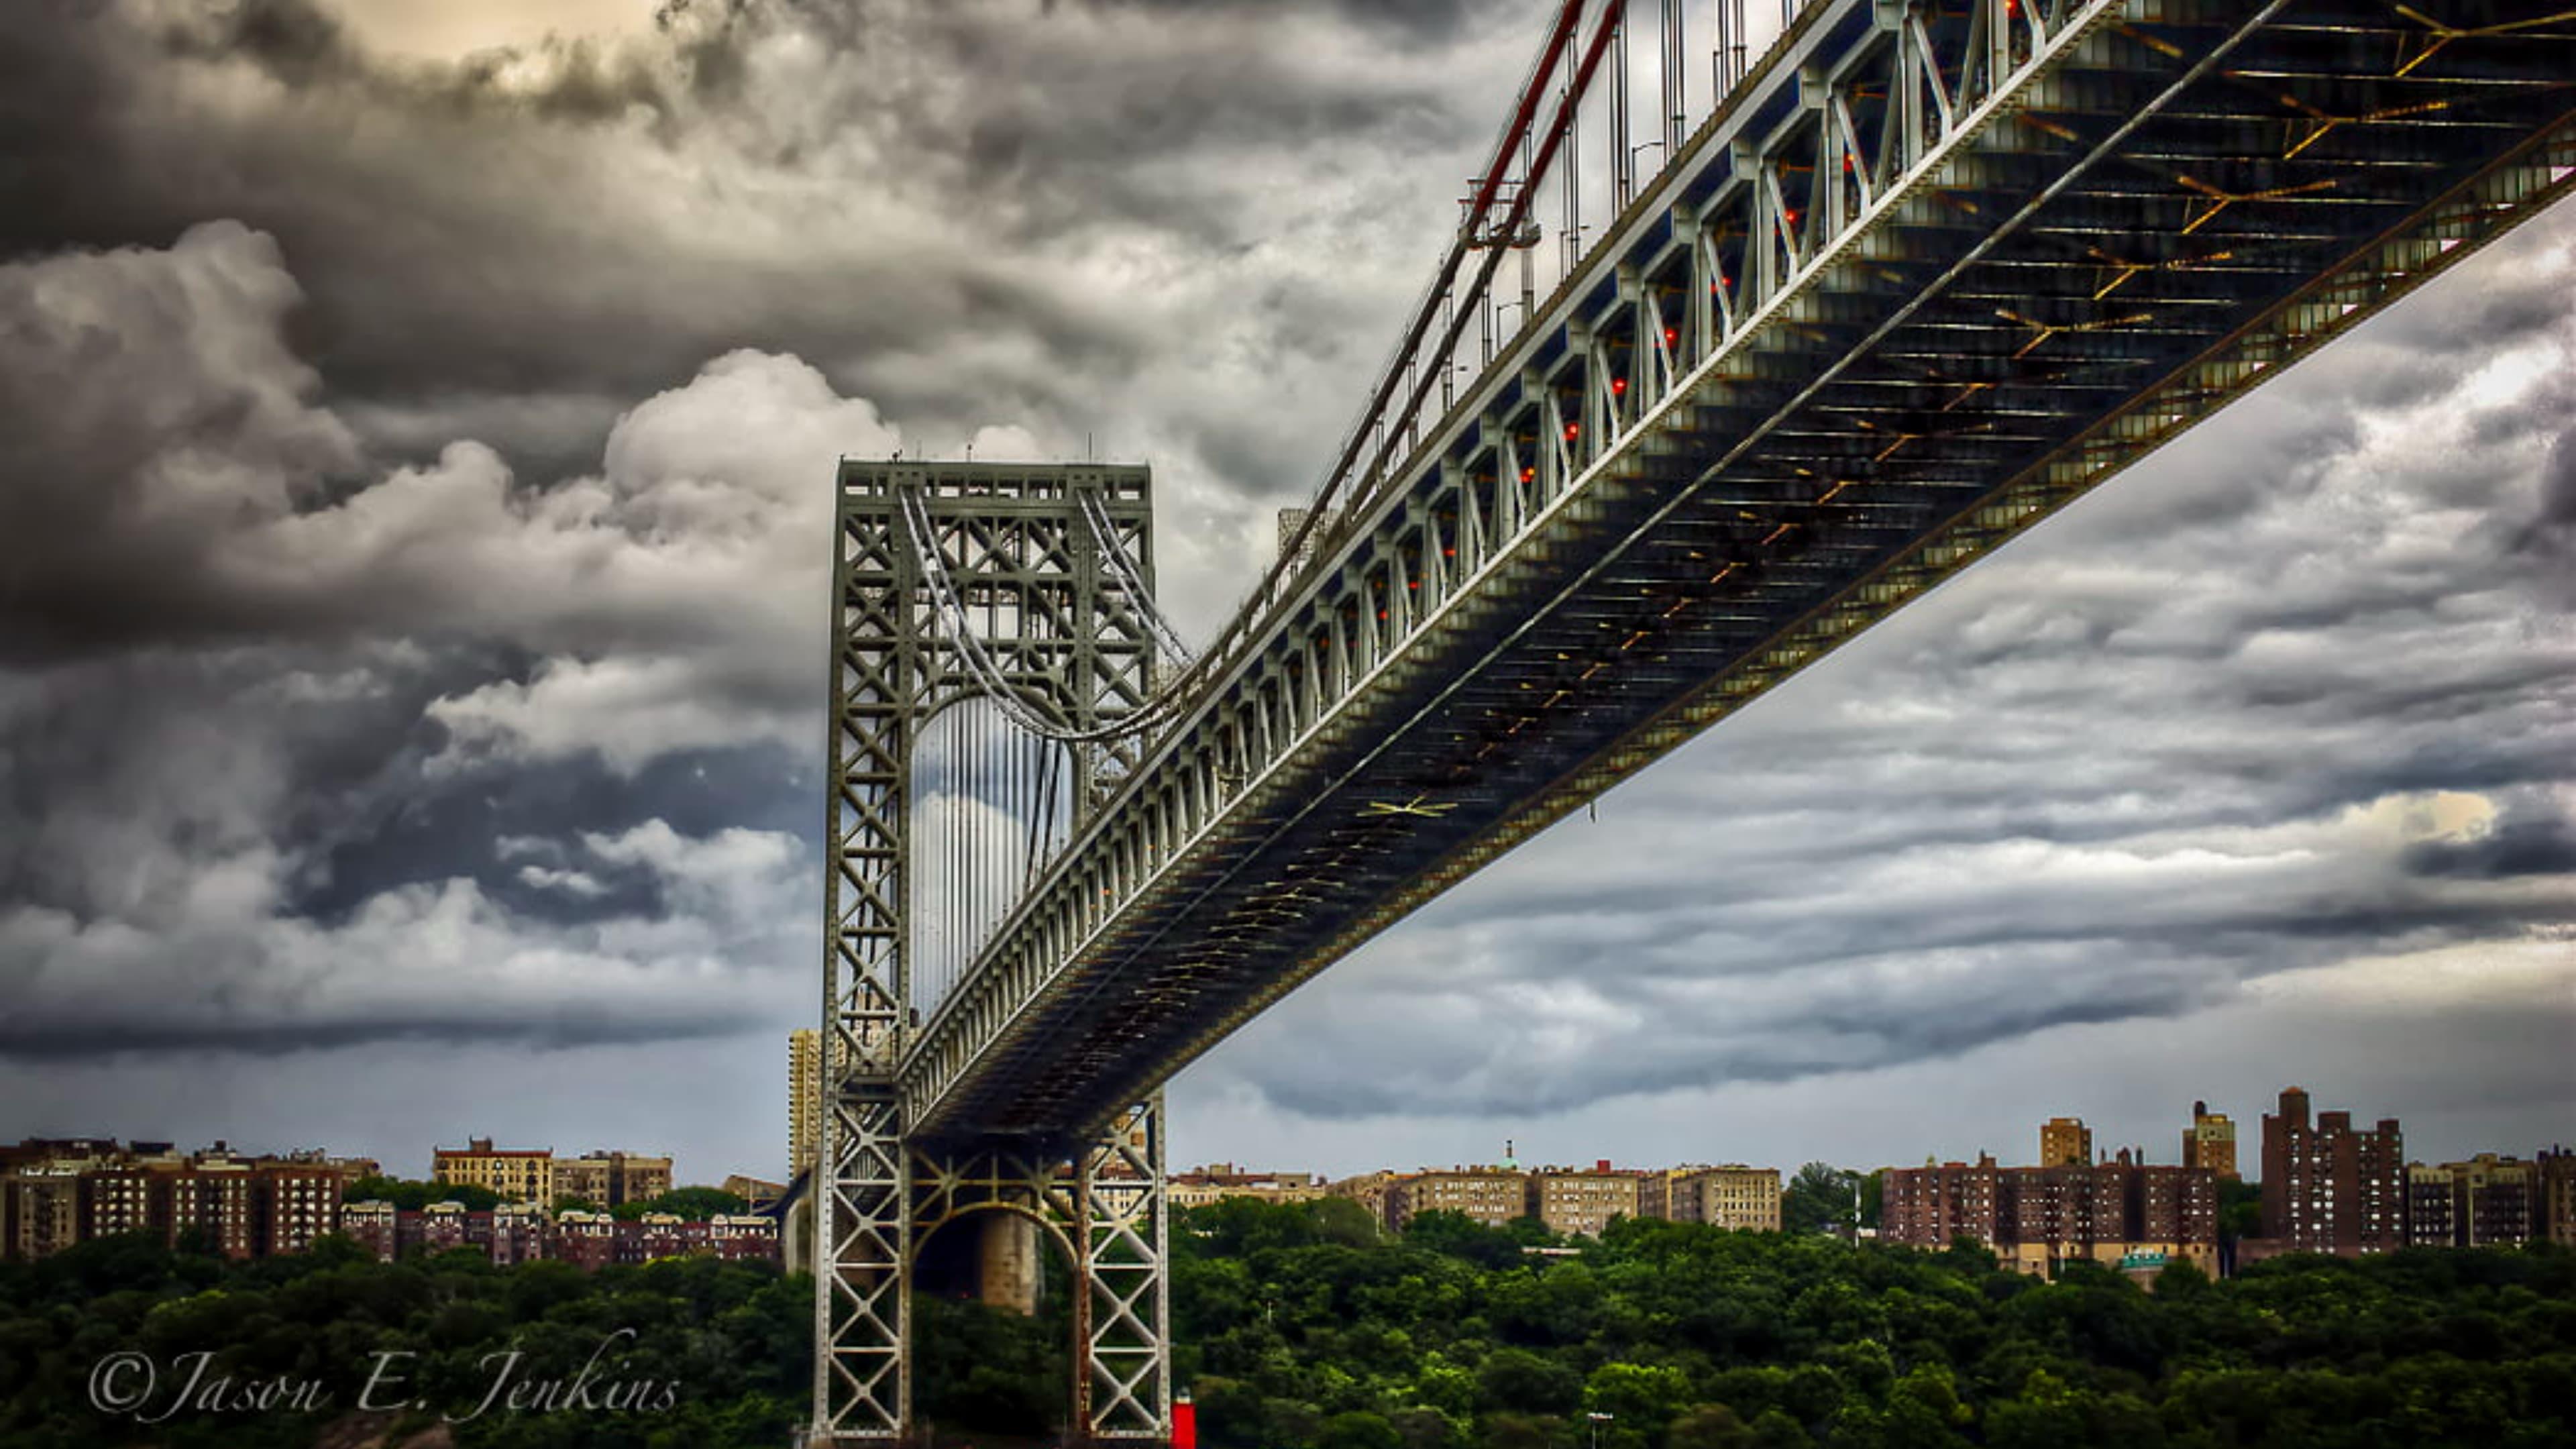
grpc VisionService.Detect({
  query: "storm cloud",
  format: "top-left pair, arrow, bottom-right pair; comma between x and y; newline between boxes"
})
0,0 -> 2567,1181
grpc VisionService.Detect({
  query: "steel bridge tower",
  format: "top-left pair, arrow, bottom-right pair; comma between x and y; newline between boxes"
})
811,460 -> 1173,1446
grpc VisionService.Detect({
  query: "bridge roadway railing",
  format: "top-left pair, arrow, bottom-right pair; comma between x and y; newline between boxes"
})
896,0 -> 2576,1142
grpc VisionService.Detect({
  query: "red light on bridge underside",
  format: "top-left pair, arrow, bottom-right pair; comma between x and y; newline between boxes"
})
1785,208 -> 1804,227
1664,327 -> 1678,345
1611,377 -> 1627,395
1564,423 -> 1580,439
1521,468 -> 1536,482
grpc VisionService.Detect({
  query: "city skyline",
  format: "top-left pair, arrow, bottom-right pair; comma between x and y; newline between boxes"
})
7,1075 -> 2557,1193
1,0 -> 2569,1191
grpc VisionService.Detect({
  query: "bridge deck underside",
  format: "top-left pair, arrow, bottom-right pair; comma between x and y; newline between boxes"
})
911,0 -> 2575,1146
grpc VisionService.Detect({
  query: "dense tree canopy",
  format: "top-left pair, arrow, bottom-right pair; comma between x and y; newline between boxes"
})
344,1176 -> 503,1212
1781,1163 -> 1862,1238
1172,1199 -> 2576,1449
1,1201 -> 2569,1446
610,1187 -> 753,1222
0,1233 -> 805,1448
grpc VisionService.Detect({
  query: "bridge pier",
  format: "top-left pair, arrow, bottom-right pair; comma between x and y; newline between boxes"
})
975,1210 -> 1040,1316
808,1096 -> 1171,1446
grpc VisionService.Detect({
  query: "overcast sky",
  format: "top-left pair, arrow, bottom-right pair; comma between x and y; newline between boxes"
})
1,0 -> 2568,1188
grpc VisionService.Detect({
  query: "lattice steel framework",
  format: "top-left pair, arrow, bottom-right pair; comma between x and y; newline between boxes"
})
812,462 -> 1170,1445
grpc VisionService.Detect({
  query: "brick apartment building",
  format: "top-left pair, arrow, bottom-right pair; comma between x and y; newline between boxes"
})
1,1141 -> 355,1262
2258,1087 -> 2405,1256
1882,1154 -> 2007,1250
1,1137 -> 752,1269
2542,1148 -> 2576,1247
1882,1150 -> 2217,1276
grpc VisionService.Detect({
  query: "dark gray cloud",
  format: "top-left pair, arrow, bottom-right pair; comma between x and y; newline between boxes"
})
0,0 -> 2566,1180
0,0 -> 1510,515
2515,413 -> 2576,593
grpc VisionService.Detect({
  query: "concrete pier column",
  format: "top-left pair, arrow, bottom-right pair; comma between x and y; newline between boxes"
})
977,1212 -> 1040,1316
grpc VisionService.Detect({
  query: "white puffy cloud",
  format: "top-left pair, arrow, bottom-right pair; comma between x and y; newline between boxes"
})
0,231 -> 875,1058
0,812 -> 807,1056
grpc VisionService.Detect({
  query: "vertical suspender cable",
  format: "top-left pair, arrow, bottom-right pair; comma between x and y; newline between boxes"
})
1664,0 -> 1684,152
1564,19 -> 1582,272
1613,0 -> 1632,210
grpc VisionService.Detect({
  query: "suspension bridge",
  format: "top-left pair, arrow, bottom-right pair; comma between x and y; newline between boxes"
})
805,0 -> 2576,1440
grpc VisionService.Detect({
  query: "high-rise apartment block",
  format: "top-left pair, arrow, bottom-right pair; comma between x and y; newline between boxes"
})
2454,1155 -> 2536,1247
2407,1154 -> 2549,1248
790,1028 -> 822,1175
2541,1148 -> 2576,1247
2183,1101 -> 2239,1180
3,1168 -> 81,1260
2259,1087 -> 2404,1256
1883,1155 -> 2008,1249
2040,1117 -> 2094,1167
2406,1164 -> 2458,1247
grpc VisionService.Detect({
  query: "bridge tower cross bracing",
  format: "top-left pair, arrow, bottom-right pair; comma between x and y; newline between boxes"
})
812,460 -> 1173,1446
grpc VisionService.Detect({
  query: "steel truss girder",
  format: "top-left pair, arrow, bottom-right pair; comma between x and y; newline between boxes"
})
812,464 -> 1170,1445
896,0 -> 2576,1144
